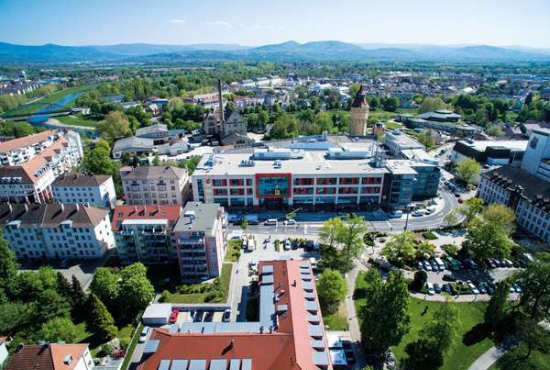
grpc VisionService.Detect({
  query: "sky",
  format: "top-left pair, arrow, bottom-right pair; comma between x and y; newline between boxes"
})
1,0 -> 550,48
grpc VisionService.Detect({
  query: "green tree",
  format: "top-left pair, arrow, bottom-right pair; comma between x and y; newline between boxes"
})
86,294 -> 118,342
317,269 -> 347,315
464,222 -> 514,262
410,270 -> 427,291
417,131 -> 435,149
482,204 -> 515,234
71,276 -> 88,314
0,230 -> 19,295
405,338 -> 444,370
240,216 -> 248,230
37,289 -> 71,322
336,215 -> 368,272
423,300 -> 459,351
118,263 -> 155,318
516,253 -> 550,321
382,231 -> 416,264
41,317 -> 79,343
484,280 -> 511,328
419,97 -> 449,113
0,302 -> 30,336
56,272 -> 73,302
359,270 -> 410,357
319,217 -> 343,249
486,125 -> 504,137
450,197 -> 484,227
455,158 -> 482,185
98,111 -> 131,143
90,268 -> 120,309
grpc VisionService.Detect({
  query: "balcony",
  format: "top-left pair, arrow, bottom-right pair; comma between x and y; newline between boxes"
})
178,237 -> 205,245
118,229 -> 134,236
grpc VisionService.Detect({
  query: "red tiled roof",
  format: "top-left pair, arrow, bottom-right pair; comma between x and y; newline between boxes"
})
5,344 -> 88,370
136,260 -> 329,370
0,130 -> 56,153
111,205 -> 183,230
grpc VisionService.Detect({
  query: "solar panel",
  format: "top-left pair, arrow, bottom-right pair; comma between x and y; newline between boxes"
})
242,359 -> 252,370
143,340 -> 160,354
158,359 -> 171,370
229,359 -> 241,370
305,301 -> 317,312
262,274 -> 274,284
170,359 -> 188,370
188,359 -> 206,370
209,359 -> 227,370
261,265 -> 273,274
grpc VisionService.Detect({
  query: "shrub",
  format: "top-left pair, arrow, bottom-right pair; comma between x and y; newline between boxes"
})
422,231 -> 438,240
410,270 -> 428,291
442,244 -> 458,256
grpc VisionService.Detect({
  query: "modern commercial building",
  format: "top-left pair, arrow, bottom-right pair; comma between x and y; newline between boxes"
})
52,173 -> 116,208
0,203 -> 114,260
136,260 -> 334,370
112,205 -> 182,264
172,202 -> 227,282
478,129 -> 550,243
5,343 -> 94,370
349,85 -> 369,136
385,130 -> 425,155
451,139 -> 528,166
121,166 -> 191,206
0,130 -> 83,203
192,148 -> 440,211
398,110 -> 476,137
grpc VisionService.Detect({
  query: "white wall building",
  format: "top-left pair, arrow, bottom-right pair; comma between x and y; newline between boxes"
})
52,173 -> 116,208
121,166 -> 190,206
0,203 -> 114,260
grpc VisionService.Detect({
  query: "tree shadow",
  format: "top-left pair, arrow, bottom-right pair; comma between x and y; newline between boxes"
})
462,322 -> 491,346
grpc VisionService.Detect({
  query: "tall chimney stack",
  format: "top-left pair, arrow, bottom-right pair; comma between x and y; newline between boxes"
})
217,79 -> 225,137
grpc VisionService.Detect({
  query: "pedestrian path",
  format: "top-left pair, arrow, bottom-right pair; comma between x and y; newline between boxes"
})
467,346 -> 507,370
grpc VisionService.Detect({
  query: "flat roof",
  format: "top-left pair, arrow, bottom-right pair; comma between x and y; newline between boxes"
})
458,139 -> 528,152
173,202 -> 221,233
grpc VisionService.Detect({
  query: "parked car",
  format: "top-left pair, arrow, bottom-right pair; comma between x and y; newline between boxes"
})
429,259 -> 439,271
423,260 -> 432,271
169,310 -> 179,324
477,283 -> 487,294
442,274 -> 456,282
434,257 -> 446,271
467,281 -> 480,294
464,259 -> 479,270
434,283 -> 442,294
486,284 -> 495,295
193,311 -> 204,322
493,258 -> 503,268
427,282 -> 435,295
283,239 -> 291,251
284,219 -> 296,226
412,210 -> 425,217
222,309 -> 231,322
139,326 -> 150,343
388,210 -> 403,218
416,261 -> 424,270
485,258 -> 497,269
503,259 -> 514,268
264,219 -> 278,226
442,283 -> 452,294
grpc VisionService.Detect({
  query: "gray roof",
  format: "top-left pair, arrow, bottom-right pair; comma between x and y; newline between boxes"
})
135,123 -> 168,137
112,136 -> 155,153
52,173 -> 112,188
173,202 -> 222,233
121,165 -> 187,181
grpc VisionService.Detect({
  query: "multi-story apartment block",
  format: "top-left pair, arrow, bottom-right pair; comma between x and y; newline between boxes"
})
52,173 -> 116,208
172,202 -> 227,282
6,343 -> 94,370
0,130 -> 83,203
192,148 -> 440,211
120,166 -> 190,206
112,205 -> 182,264
0,203 -> 114,259
137,260 -> 332,370
478,129 -> 550,244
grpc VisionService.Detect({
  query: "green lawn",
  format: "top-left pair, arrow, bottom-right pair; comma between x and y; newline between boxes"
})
167,263 -> 233,303
56,115 -> 99,128
396,107 -> 419,115
490,345 -> 550,370
354,272 -> 494,370
3,85 -> 92,117
385,121 -> 402,130
323,303 -> 349,331
121,323 -> 142,370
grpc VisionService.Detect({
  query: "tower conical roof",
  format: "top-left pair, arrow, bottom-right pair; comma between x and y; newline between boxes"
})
351,85 -> 369,108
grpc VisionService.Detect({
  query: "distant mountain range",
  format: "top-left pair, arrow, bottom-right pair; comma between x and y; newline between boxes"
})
1,40 -> 550,64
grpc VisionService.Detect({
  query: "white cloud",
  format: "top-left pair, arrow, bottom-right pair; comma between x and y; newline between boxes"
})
169,19 -> 186,24
249,24 -> 286,31
205,21 -> 234,28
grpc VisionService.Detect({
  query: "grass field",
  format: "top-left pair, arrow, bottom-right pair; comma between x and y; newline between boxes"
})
225,240 -> 242,262
3,85 -> 92,117
56,115 -> 99,128
354,272 -> 494,370
167,263 -> 233,303
385,121 -> 403,130
489,345 -> 550,370
323,303 -> 349,331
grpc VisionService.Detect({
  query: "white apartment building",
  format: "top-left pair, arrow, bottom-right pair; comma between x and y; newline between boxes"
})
121,165 -> 190,206
0,203 -> 114,259
0,130 -> 84,203
52,173 -> 116,208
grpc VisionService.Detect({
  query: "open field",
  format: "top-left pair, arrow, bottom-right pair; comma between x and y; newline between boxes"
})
56,115 -> 100,128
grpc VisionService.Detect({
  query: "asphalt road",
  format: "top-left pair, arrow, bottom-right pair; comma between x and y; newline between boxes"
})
228,190 -> 460,235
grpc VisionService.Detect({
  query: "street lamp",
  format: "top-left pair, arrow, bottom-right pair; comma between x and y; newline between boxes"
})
404,205 -> 414,231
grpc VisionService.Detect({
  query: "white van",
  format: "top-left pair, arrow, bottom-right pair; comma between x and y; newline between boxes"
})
434,257 -> 446,271
139,326 -> 150,343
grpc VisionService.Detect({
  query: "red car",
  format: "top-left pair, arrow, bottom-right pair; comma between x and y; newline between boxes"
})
458,198 -> 464,204
169,310 -> 179,324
